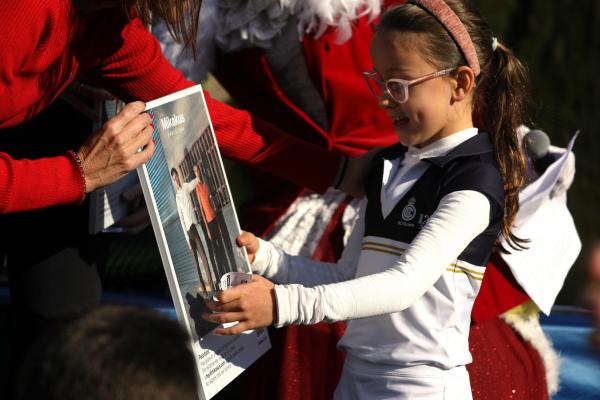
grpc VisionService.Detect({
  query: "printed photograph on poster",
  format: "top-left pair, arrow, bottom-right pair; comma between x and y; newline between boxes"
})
145,89 -> 247,339
137,85 -> 270,400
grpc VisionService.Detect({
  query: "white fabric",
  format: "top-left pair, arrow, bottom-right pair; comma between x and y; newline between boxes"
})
381,128 -> 478,218
215,0 -> 291,52
501,308 -> 561,395
154,0 -> 382,82
500,131 -> 581,315
334,356 -> 472,400
280,0 -> 382,43
264,188 -> 350,257
253,189 -> 489,367
174,178 -> 198,241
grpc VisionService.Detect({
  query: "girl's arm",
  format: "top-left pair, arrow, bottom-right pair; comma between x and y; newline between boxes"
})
204,190 -> 491,334
250,201 -> 367,287
273,190 -> 491,326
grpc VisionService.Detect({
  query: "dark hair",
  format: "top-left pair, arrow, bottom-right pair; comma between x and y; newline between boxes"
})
171,167 -> 179,177
17,305 -> 198,400
126,0 -> 201,56
377,0 -> 530,251
192,164 -> 204,182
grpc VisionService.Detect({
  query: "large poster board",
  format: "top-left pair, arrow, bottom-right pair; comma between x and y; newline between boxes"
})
137,85 -> 270,399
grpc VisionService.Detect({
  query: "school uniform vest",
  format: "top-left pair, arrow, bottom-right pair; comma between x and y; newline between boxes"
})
338,133 -> 505,370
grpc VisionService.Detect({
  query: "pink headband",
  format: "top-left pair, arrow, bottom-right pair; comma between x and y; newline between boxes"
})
408,0 -> 481,76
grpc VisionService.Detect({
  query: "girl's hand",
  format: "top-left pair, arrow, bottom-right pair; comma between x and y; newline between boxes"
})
237,231 -> 260,264
202,275 -> 276,335
77,101 -> 155,193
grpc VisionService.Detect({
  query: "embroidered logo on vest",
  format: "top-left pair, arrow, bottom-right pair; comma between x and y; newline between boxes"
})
401,197 -> 417,222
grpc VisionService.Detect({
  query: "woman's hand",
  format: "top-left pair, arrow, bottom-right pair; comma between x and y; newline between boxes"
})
77,101 -> 155,192
338,147 -> 382,198
236,231 -> 260,264
202,275 -> 276,335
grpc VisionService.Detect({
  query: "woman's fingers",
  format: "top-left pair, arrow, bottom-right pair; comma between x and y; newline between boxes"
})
104,101 -> 146,132
78,101 -> 155,192
127,123 -> 155,158
121,112 -> 153,145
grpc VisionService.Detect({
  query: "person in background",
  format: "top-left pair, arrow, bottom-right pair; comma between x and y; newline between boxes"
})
193,163 -> 233,281
171,167 -> 215,294
586,241 -> 600,350
16,305 -> 198,400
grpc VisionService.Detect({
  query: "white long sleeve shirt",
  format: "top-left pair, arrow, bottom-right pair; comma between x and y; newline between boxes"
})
252,129 -> 501,369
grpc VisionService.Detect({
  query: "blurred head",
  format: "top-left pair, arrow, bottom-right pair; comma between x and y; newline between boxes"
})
585,241 -> 600,349
372,0 -> 531,251
588,242 -> 600,279
17,305 -> 198,400
171,167 -> 181,188
192,164 -> 202,181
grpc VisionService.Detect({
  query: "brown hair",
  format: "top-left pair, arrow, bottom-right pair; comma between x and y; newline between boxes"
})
17,305 -> 198,400
377,0 -> 530,251
127,0 -> 201,56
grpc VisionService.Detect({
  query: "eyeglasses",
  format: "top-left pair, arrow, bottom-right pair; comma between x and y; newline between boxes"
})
363,68 -> 456,104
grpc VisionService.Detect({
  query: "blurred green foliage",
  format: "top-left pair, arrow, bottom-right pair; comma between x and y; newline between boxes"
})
475,0 -> 600,304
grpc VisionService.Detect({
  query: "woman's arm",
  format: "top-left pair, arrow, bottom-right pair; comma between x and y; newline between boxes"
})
86,14 -> 343,193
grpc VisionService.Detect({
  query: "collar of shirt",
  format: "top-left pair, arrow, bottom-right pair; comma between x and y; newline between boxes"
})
380,128 -> 479,218
406,128 -> 479,160
382,128 -> 479,186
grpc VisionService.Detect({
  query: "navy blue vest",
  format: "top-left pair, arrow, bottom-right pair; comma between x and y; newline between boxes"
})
365,133 -> 505,267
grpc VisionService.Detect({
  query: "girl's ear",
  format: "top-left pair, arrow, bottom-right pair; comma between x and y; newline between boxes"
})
451,66 -> 475,102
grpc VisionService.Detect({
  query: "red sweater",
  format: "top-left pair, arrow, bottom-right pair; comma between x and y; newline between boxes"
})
0,0 -> 341,213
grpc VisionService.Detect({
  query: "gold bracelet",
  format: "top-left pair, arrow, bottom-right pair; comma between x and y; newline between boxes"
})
69,150 -> 87,196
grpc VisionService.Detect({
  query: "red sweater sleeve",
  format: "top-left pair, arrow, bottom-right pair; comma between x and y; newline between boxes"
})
0,152 -> 84,213
85,15 -> 341,195
0,7 -> 340,213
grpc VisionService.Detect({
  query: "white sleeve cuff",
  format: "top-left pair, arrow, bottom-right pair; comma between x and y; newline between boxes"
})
251,237 -> 273,275
273,285 -> 296,327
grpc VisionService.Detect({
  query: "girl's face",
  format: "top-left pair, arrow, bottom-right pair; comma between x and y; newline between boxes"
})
370,31 -> 463,147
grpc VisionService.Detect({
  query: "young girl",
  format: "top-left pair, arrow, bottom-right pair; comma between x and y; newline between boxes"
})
202,0 -> 529,397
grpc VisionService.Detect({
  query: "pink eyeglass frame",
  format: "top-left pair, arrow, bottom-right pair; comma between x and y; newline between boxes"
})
363,68 -> 457,104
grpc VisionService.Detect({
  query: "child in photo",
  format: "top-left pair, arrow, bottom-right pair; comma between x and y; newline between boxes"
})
202,0 -> 530,398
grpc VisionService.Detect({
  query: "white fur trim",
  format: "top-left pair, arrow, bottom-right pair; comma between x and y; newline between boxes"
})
501,311 -> 562,396
280,0 -> 382,43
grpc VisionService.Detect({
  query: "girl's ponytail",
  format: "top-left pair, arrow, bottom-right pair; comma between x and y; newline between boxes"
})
377,0 -> 531,251
477,42 -> 530,251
